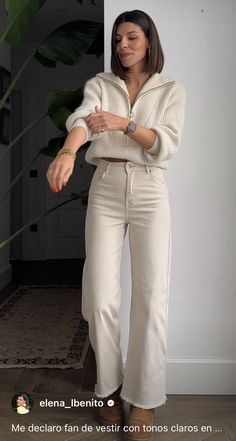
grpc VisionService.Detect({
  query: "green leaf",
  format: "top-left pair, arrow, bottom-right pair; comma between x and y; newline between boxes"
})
40,135 -> 67,158
32,50 -> 57,67
71,190 -> 88,206
48,88 -> 84,114
86,24 -> 103,58
1,0 -> 47,48
48,88 -> 84,131
34,20 -> 103,67
38,0 -> 47,7
75,0 -> 97,4
49,108 -> 71,132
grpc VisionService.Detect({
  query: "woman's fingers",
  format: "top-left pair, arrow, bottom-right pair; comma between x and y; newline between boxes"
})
86,115 -> 106,133
62,168 -> 73,187
55,166 -> 74,191
86,110 -> 118,133
86,112 -> 102,123
55,168 -> 64,191
46,157 -> 74,192
46,165 -> 58,190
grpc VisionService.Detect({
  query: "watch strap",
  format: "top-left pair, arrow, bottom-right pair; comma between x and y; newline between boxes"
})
124,120 -> 136,135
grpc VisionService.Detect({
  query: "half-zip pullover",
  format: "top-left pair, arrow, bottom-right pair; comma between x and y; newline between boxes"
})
65,72 -> 186,169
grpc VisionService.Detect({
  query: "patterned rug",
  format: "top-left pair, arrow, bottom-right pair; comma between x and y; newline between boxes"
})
0,286 -> 90,369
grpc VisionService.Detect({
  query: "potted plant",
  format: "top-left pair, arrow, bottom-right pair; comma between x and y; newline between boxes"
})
0,0 -> 103,251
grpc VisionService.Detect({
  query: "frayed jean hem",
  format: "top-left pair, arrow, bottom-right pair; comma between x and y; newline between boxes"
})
120,394 -> 167,409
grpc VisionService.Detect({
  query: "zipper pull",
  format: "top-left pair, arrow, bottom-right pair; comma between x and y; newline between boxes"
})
129,106 -> 134,118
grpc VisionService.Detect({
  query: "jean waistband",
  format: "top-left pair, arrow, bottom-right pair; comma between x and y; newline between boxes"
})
97,158 -> 163,175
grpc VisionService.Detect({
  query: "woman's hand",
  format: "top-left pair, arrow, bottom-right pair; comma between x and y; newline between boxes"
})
46,155 -> 75,193
85,106 -> 128,134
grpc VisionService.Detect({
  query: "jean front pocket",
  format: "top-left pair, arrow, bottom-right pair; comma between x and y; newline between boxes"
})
148,167 -> 166,185
94,167 -> 109,181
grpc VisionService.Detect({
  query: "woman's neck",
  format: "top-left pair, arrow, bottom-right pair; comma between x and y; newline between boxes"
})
125,69 -> 150,89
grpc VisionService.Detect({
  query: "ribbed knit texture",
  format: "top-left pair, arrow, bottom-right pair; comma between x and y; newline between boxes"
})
65,72 -> 186,169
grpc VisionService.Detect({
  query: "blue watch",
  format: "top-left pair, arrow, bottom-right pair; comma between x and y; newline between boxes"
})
125,121 -> 137,135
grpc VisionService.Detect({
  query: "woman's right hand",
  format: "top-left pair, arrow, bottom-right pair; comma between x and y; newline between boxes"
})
46,155 -> 75,193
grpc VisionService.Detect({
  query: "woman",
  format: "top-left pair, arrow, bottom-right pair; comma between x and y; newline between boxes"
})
46,9 -> 186,441
15,393 -> 30,414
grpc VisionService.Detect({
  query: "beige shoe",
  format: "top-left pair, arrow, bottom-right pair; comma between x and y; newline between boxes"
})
97,385 -> 125,427
124,405 -> 155,441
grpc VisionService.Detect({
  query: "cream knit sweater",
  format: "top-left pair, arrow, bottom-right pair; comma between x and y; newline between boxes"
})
65,72 -> 186,169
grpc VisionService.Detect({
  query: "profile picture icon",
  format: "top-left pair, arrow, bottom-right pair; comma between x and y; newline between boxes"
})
12,392 -> 33,414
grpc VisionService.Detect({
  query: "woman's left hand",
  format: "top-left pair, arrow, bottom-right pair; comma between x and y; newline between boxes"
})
85,106 -> 128,134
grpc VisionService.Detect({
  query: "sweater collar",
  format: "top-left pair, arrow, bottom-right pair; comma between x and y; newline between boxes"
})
96,72 -> 174,96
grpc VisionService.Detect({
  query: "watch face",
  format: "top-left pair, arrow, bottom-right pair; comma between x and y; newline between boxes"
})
129,121 -> 137,133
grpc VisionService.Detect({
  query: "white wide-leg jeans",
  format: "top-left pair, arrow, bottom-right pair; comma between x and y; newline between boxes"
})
82,159 -> 171,409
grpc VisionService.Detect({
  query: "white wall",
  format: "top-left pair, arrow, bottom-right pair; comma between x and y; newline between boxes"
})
0,2 -> 12,289
105,0 -> 236,393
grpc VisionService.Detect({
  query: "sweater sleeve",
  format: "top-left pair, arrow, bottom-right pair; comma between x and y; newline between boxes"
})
65,77 -> 103,142
147,83 -> 186,159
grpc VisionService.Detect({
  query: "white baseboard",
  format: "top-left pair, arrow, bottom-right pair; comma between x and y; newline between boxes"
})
0,264 -> 12,290
123,358 -> 236,394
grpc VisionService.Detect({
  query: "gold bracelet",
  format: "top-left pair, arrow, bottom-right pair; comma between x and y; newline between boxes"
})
57,148 -> 76,161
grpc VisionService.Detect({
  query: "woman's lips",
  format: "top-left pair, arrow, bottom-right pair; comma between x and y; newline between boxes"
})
120,53 -> 132,59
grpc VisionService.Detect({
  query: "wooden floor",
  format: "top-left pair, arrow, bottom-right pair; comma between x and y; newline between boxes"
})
0,264 -> 236,440
0,347 -> 235,441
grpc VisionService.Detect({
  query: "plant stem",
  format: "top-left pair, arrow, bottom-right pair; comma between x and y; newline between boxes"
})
0,151 -> 41,206
0,194 -> 84,251
0,50 -> 36,110
0,112 -> 47,163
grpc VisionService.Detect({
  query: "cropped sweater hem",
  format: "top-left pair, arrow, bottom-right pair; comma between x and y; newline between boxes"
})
65,72 -> 186,168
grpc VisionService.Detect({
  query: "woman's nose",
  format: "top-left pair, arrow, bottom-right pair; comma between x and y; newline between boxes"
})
120,39 -> 128,48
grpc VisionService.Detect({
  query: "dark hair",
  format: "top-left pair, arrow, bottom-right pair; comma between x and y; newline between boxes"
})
111,10 -> 164,80
17,393 -> 29,406
12,392 -> 31,410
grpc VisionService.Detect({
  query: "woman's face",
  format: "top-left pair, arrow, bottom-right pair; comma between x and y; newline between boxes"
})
16,396 -> 26,407
115,22 -> 149,71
